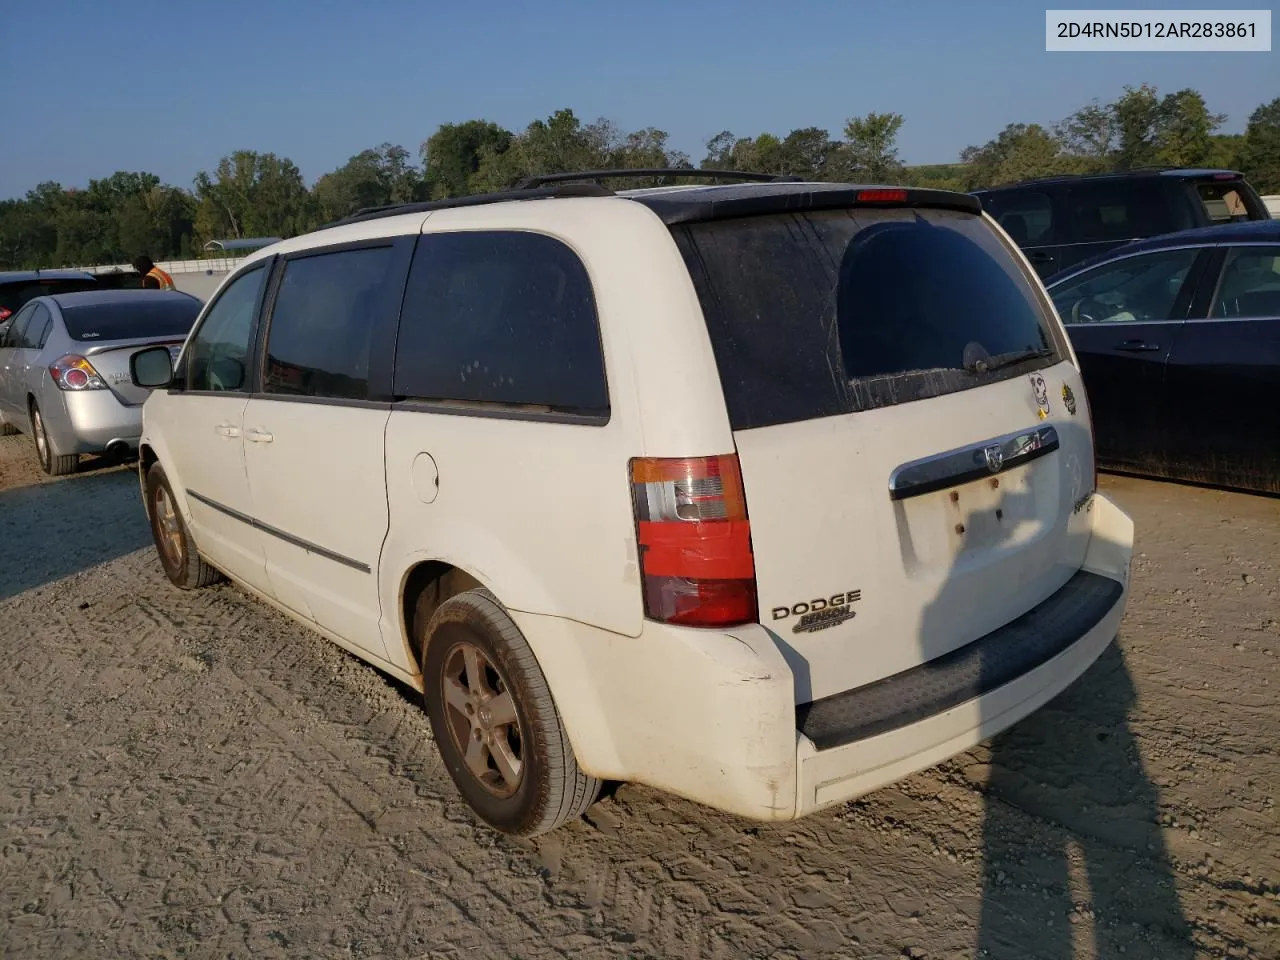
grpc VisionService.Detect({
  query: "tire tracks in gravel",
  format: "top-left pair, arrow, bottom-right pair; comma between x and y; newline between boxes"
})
1,435 -> 1277,959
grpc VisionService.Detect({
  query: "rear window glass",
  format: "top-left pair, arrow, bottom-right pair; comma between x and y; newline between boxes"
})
61,297 -> 201,342
979,190 -> 1055,246
0,278 -> 98,314
673,208 -> 1062,430
1194,181 -> 1266,224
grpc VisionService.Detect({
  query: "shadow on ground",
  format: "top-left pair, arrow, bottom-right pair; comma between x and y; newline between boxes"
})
0,467 -> 150,601
977,642 -> 1194,959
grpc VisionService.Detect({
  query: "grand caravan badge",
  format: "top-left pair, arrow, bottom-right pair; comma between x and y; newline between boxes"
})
771,590 -> 862,634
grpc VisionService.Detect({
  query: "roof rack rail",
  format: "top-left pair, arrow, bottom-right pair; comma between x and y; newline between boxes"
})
323,182 -> 615,229
513,168 -> 802,189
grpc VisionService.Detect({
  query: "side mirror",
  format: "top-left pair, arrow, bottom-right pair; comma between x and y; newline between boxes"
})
131,345 -> 174,389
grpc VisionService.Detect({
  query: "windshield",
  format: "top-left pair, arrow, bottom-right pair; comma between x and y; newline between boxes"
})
61,298 -> 202,342
672,208 -> 1063,430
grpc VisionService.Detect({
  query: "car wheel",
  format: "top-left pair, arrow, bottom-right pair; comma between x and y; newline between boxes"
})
419,588 -> 600,836
145,463 -> 223,589
31,403 -> 78,476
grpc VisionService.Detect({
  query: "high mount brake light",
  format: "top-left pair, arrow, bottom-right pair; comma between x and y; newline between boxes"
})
50,354 -> 107,391
857,188 -> 908,203
630,454 -> 758,628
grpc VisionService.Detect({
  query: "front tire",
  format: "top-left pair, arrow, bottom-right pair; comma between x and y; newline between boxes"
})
418,588 -> 600,836
145,464 -> 222,589
31,403 -> 77,476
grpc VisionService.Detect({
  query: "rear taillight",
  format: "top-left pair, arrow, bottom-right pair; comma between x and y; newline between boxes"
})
50,354 -> 107,391
0,307 -> 11,322
630,454 -> 758,628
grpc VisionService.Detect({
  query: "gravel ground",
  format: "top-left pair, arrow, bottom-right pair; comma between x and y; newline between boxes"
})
0,431 -> 1277,960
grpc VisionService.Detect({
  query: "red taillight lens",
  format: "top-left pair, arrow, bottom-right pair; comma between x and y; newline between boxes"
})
0,307 -> 11,322
630,454 -> 758,628
50,354 -> 107,391
857,188 -> 908,203
1213,172 -> 1239,180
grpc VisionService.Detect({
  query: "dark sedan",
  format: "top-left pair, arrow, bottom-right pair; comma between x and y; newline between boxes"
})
1047,219 -> 1280,495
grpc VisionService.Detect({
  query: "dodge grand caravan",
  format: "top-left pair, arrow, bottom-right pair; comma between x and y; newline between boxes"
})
129,172 -> 1134,837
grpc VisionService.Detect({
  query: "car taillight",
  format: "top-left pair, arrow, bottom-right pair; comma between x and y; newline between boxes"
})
630,454 -> 758,628
50,354 -> 107,391
0,307 -> 11,322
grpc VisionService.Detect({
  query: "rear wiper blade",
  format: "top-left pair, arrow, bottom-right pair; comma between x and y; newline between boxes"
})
965,347 -> 1052,375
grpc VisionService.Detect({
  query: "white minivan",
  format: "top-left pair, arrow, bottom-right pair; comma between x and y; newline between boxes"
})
130,173 -> 1134,837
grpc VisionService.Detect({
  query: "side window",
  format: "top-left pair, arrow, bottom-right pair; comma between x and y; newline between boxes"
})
983,191 -> 1055,247
262,246 -> 394,401
1068,182 -> 1173,243
27,305 -> 53,349
1213,247 -> 1280,319
2,304 -> 37,349
1050,249 -> 1199,324
185,265 -> 266,392
394,231 -> 608,416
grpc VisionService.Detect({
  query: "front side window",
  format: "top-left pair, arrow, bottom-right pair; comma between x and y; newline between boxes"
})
1213,246 -> 1280,319
394,231 -> 608,416
186,265 -> 266,392
1050,249 -> 1199,325
262,246 -> 395,401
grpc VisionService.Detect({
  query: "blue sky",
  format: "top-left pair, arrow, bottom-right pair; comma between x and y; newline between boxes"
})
2,0 -> 1275,198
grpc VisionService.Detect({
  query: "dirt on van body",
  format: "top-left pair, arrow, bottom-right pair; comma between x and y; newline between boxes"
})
0,431 -> 1277,960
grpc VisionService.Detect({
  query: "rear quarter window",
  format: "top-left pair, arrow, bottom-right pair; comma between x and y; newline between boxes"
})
393,231 -> 609,418
673,208 -> 1064,430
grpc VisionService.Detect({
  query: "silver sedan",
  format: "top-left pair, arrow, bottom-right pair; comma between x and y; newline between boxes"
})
0,290 -> 202,475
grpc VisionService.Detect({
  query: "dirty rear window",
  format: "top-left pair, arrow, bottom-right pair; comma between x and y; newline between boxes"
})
672,208 -> 1063,430
61,298 -> 202,342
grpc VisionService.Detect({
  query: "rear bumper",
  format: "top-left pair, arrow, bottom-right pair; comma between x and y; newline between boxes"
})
42,389 -> 142,454
512,493 -> 1134,822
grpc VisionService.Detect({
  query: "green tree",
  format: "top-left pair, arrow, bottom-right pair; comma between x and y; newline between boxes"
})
313,144 -> 424,222
960,123 -> 1072,189
1059,100 -> 1116,172
1239,96 -> 1280,192
1154,89 -> 1225,167
838,112 -> 905,182
421,121 -> 512,198
193,151 -> 312,243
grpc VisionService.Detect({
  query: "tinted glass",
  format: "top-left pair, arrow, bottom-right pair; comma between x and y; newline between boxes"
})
1050,249 -> 1198,324
673,208 -> 1061,429
0,278 -> 98,315
2,304 -> 37,348
26,304 -> 52,349
61,297 -> 200,342
981,190 -> 1055,246
1213,246 -> 1280,318
263,246 -> 394,401
1194,181 -> 1268,224
394,232 -> 608,415
1068,181 -> 1172,242
187,266 -> 266,392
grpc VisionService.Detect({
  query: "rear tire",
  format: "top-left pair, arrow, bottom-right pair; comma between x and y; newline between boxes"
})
31,403 -> 77,476
418,588 -> 600,836
145,463 -> 222,589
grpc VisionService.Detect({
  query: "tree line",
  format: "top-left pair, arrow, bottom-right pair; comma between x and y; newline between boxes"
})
2,85 -> 1277,270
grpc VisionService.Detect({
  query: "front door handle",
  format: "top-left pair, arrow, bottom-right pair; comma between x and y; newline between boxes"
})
1115,339 -> 1160,352
214,422 -> 240,438
245,428 -> 274,444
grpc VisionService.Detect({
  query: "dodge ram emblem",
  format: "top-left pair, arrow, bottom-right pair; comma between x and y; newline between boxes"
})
983,443 -> 1004,473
